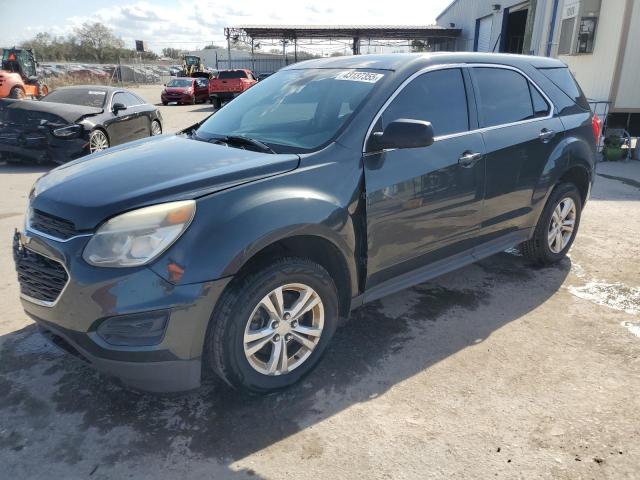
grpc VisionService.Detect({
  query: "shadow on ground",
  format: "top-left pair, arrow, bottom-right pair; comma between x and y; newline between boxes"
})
0,252 -> 570,478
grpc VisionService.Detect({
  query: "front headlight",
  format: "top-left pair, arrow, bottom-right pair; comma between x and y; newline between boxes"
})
52,124 -> 82,138
83,200 -> 196,267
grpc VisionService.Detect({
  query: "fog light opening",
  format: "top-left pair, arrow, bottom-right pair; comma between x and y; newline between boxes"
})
96,311 -> 169,346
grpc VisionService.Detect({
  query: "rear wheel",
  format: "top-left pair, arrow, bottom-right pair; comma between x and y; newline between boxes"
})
521,182 -> 582,265
206,258 -> 338,393
213,97 -> 222,109
88,129 -> 109,153
9,87 -> 25,99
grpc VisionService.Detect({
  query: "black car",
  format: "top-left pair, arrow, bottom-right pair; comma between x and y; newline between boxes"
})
0,86 -> 162,164
14,53 -> 597,393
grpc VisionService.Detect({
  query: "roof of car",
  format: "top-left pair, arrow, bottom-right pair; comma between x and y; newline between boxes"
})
285,52 -> 566,71
53,85 -> 121,93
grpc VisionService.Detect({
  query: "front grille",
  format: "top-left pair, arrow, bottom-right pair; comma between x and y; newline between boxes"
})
15,246 -> 68,304
29,209 -> 78,240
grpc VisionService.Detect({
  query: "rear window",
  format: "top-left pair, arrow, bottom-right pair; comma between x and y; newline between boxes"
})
41,88 -> 107,108
537,67 -> 590,110
218,70 -> 248,79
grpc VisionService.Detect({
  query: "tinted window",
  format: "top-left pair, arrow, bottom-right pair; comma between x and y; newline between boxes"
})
474,68 -> 534,127
382,69 -> 468,137
122,92 -> 142,106
218,70 -> 248,79
112,93 -> 126,107
537,67 -> 590,110
42,88 -> 107,108
529,84 -> 550,117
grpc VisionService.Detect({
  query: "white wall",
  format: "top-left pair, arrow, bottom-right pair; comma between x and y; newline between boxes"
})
437,0 -> 549,54
557,0 -> 626,103
613,0 -> 640,110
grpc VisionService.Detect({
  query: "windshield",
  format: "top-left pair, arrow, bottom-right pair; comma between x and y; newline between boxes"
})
167,79 -> 193,88
196,69 -> 384,152
41,88 -> 107,108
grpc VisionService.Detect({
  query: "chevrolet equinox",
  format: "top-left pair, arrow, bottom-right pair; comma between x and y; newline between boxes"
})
14,53 -> 597,393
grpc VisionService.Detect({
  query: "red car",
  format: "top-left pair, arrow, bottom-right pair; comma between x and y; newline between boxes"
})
208,69 -> 257,108
161,77 -> 209,105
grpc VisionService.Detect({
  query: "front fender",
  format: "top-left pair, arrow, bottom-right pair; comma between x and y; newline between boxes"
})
150,175 -> 361,292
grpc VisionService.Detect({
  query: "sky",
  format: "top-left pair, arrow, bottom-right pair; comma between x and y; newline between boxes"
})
0,0 -> 453,55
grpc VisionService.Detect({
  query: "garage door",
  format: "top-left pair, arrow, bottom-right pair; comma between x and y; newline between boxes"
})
476,15 -> 493,52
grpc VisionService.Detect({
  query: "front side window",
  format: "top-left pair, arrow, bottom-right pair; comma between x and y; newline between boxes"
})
474,68 -> 537,127
196,68 -> 384,152
381,68 -> 469,137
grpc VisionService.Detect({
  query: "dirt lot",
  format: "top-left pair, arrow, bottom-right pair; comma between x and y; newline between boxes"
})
0,87 -> 639,479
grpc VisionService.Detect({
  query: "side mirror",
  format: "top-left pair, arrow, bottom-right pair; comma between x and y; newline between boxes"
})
367,119 -> 434,152
112,102 -> 126,114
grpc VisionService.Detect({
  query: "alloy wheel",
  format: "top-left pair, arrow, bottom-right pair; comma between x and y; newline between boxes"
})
548,197 -> 576,253
243,283 -> 324,376
89,130 -> 109,153
151,121 -> 162,136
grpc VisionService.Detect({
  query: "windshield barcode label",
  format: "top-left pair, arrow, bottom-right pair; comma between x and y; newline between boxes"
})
335,71 -> 384,83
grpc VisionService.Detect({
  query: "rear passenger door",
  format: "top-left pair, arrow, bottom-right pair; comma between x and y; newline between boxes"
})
471,66 -> 565,238
364,67 -> 487,288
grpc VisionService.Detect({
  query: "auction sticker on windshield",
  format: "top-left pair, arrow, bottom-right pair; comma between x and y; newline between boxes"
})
335,71 -> 384,83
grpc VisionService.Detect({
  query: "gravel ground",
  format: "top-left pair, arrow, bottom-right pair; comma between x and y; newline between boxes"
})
0,87 -> 638,479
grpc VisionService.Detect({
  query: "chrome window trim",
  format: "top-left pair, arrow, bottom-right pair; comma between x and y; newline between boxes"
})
362,63 -> 555,153
19,246 -> 71,308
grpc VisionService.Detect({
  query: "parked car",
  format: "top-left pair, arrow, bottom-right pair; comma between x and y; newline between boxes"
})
208,69 -> 257,108
14,53 -> 597,393
0,85 -> 162,163
257,72 -> 273,81
161,77 -> 209,105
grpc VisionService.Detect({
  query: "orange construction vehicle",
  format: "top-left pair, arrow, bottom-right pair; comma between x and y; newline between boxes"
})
0,48 -> 48,99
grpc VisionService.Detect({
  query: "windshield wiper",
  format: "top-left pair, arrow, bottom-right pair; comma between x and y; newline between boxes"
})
214,135 -> 276,154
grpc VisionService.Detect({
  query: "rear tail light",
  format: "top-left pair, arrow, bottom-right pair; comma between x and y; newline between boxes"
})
591,113 -> 602,143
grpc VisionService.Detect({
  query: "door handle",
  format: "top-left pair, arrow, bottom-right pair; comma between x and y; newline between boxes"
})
539,128 -> 556,143
458,151 -> 483,168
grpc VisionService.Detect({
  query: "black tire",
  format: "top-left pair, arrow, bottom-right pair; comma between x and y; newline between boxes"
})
213,97 -> 222,109
9,87 -> 25,99
206,257 -> 339,394
162,101 -> 168,106
521,182 -> 582,265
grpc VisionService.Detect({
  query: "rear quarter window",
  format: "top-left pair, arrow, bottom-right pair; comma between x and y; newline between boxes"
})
537,67 -> 590,110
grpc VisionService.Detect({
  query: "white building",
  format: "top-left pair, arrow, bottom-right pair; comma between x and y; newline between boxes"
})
437,0 -> 640,134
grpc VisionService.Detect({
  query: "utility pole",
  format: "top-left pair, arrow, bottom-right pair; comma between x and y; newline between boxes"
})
225,28 -> 231,68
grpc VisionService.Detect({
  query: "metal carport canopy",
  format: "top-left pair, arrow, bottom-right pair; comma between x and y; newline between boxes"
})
229,25 -> 461,40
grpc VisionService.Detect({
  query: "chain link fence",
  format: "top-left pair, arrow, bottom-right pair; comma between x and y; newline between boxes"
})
38,59 -> 177,90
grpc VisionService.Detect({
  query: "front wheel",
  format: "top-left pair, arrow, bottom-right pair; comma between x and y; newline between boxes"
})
150,120 -> 162,136
206,258 -> 338,393
88,129 -> 109,154
521,182 -> 582,265
9,87 -> 25,99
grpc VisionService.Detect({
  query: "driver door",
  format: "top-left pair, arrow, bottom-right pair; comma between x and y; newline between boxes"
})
107,92 -> 138,145
364,67 -> 486,288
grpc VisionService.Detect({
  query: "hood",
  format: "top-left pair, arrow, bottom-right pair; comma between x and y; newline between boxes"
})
31,134 -> 300,230
0,98 -> 102,124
